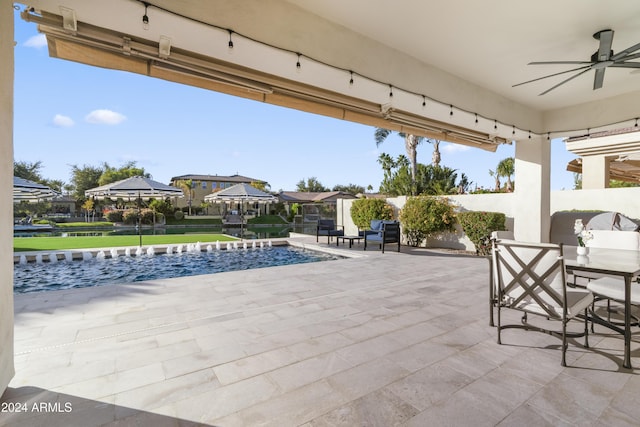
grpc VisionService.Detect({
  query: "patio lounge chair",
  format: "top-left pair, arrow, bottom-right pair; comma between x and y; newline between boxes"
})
492,238 -> 593,366
364,220 -> 400,253
316,219 -> 344,246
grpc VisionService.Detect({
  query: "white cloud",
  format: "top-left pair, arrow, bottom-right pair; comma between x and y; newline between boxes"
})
24,34 -> 47,48
441,143 -> 471,154
85,109 -> 127,125
52,114 -> 74,127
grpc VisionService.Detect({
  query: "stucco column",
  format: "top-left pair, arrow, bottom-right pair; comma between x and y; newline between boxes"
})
513,136 -> 551,242
581,155 -> 610,189
0,0 -> 16,394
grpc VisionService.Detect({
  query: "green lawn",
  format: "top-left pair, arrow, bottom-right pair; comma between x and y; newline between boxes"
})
14,234 -> 237,252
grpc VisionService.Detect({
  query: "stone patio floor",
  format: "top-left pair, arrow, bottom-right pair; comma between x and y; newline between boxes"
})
2,236 -> 640,426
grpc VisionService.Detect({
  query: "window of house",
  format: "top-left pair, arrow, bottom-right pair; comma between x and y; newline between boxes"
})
212,182 -> 217,189
202,181 -> 207,189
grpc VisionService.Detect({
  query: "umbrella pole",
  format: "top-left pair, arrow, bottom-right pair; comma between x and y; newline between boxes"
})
138,190 -> 142,247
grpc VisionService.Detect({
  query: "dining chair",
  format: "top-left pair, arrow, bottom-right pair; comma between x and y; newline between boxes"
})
492,239 -> 593,366
580,231 -> 640,324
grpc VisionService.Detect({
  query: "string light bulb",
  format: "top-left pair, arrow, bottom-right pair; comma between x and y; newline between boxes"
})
636,118 -> 638,128
475,113 -> 478,124
449,105 -> 453,116
296,53 -> 301,72
349,71 -> 354,86
512,125 -> 515,136
422,96 -> 426,107
389,85 -> 393,98
142,2 -> 149,30
547,132 -> 550,141
227,30 -> 234,52
494,120 -> 497,131
528,131 -> 531,139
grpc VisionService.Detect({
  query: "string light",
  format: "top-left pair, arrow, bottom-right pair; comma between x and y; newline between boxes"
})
227,30 -> 234,50
142,2 -> 149,30
422,96 -> 426,107
123,3 -> 637,140
547,132 -> 550,140
512,125 -> 515,136
528,131 -> 531,139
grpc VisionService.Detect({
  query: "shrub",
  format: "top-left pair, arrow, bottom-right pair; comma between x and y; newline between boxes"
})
174,210 -> 185,220
122,209 -> 139,225
458,211 -> 506,256
399,196 -> 457,247
350,198 -> 394,229
104,210 -> 124,223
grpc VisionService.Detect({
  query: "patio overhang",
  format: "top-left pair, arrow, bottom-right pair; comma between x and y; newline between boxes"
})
18,0 -> 640,149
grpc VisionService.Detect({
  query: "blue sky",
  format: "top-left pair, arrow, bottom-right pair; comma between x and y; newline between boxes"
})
12,11 -> 578,192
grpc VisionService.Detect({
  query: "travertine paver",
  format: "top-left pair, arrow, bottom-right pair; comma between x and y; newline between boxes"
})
1,236 -> 640,426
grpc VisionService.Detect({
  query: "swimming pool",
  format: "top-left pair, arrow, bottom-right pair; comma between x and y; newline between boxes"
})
13,246 -> 341,294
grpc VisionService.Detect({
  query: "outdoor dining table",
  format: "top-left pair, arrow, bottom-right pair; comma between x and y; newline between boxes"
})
564,246 -> 640,369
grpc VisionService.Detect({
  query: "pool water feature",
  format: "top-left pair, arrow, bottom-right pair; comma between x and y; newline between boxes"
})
13,246 -> 341,294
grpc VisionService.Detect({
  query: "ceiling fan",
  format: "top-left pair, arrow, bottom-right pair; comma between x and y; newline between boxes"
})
513,29 -> 640,95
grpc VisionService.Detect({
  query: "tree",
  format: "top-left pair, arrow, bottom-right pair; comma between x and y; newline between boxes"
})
374,128 -> 442,195
98,161 -> 148,186
175,179 -> 194,215
378,154 -> 469,196
250,181 -> 271,191
70,164 -> 103,200
14,160 -> 44,182
496,157 -> 515,192
332,184 -> 365,195
488,169 -> 501,192
296,177 -> 329,192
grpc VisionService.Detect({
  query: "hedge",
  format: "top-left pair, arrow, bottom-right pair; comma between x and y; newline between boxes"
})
458,211 -> 506,255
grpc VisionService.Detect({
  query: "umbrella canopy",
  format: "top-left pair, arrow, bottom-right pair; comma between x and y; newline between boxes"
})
85,176 -> 183,199
586,212 -> 639,232
204,183 -> 276,203
13,176 -> 60,202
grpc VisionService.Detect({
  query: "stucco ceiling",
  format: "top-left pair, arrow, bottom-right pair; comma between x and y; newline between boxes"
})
285,0 -> 640,112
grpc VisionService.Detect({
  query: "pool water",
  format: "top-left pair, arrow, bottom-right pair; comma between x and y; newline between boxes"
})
13,246 -> 340,294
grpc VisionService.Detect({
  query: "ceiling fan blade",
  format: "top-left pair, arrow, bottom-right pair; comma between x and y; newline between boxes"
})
593,68 -> 606,90
539,68 -> 592,96
611,42 -> 640,61
610,62 -> 640,68
595,29 -> 614,61
615,52 -> 640,62
528,61 -> 592,65
512,65 -> 591,88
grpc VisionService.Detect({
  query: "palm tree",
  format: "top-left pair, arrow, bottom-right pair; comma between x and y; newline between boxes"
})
175,179 -> 194,215
488,169 -> 501,192
496,157 -> 515,192
374,128 -> 442,194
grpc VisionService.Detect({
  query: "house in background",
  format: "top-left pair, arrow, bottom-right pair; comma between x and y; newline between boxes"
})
169,174 -> 268,213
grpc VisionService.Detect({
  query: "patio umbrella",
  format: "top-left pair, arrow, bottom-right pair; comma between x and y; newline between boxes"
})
204,183 -> 277,237
85,176 -> 184,246
13,176 -> 60,202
